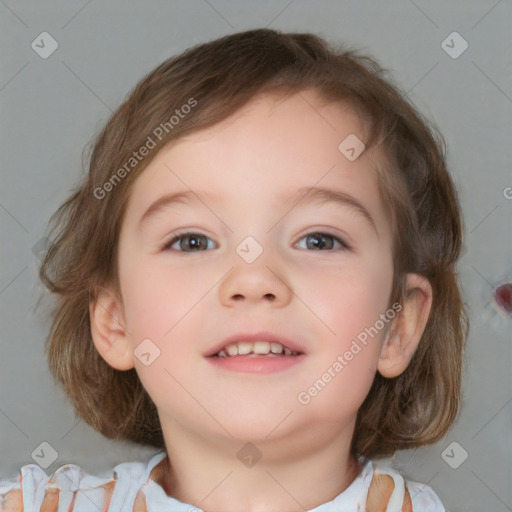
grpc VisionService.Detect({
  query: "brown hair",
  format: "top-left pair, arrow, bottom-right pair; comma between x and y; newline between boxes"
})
39,28 -> 468,458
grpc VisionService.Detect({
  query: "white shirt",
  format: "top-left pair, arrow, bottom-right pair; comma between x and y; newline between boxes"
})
0,451 -> 446,511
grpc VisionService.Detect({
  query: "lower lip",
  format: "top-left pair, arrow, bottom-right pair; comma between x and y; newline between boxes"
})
206,354 -> 306,374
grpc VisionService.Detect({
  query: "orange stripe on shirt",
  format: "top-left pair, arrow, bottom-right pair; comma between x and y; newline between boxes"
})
40,487 -> 59,512
402,487 -> 413,512
102,480 -> 117,512
132,488 -> 148,512
0,488 -> 23,512
366,473 -> 395,512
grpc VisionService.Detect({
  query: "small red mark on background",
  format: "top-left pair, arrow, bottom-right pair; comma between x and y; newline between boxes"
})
494,282 -> 512,314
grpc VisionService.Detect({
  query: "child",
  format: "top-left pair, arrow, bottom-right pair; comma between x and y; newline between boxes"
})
0,28 -> 467,511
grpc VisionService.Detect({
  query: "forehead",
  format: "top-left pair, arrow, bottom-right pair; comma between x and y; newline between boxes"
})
177,88 -> 369,150
122,90 -> 390,239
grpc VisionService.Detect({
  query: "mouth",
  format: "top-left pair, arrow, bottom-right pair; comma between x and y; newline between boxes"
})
204,331 -> 305,358
204,332 -> 306,373
210,341 -> 302,358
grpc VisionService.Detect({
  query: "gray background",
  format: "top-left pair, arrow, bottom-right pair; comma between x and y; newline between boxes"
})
1,1 -> 511,510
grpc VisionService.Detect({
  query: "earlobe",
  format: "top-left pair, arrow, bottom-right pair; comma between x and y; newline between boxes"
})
377,274 -> 433,378
89,285 -> 134,370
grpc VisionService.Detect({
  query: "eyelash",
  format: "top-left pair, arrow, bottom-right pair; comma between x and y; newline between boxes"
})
162,231 -> 352,253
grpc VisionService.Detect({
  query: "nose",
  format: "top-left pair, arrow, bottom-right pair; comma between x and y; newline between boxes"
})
218,248 -> 293,308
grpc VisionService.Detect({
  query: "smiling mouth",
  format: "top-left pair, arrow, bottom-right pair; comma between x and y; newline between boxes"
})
206,340 -> 305,374
210,341 -> 302,358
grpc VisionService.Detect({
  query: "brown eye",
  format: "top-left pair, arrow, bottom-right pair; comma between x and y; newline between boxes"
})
163,233 -> 215,252
297,232 -> 351,251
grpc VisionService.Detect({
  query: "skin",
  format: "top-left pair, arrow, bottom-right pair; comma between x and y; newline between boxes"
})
90,89 -> 432,512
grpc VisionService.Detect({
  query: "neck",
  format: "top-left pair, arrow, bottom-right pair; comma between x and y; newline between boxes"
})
153,418 -> 362,512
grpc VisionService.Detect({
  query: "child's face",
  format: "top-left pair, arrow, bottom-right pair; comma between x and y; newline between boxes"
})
114,90 -> 395,443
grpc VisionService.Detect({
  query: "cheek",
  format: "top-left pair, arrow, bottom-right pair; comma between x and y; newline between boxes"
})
297,255 -> 393,342
120,268 -> 197,411
120,254 -> 211,340
294,256 -> 392,401
118,255 -> 213,401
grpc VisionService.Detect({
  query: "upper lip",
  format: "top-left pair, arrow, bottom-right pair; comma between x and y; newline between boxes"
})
204,331 -> 306,357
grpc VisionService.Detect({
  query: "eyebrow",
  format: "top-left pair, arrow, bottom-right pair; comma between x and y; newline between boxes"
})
282,187 -> 378,235
138,187 -> 378,235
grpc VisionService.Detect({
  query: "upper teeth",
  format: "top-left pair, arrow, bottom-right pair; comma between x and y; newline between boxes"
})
217,341 -> 298,357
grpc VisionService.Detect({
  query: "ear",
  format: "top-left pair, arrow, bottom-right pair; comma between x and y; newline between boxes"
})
89,285 -> 134,370
377,273 -> 433,378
